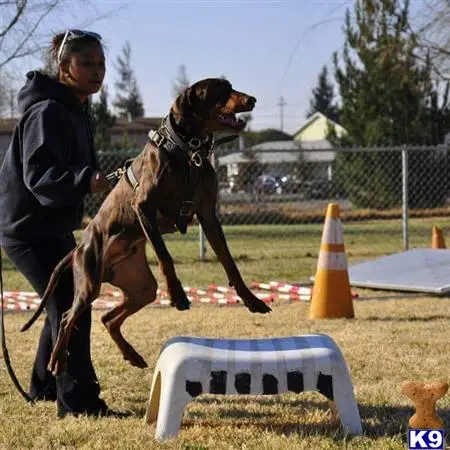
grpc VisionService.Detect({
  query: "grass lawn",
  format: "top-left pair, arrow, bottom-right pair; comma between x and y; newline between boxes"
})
0,220 -> 449,449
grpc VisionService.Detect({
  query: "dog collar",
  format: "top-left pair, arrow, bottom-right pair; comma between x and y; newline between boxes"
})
148,115 -> 214,167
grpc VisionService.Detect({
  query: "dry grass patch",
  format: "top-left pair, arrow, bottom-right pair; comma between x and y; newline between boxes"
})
0,297 -> 449,449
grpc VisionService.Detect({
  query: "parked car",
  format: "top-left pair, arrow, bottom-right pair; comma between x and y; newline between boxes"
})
276,174 -> 302,193
252,174 -> 280,195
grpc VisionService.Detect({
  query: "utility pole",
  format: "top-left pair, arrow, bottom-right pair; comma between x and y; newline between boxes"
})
277,96 -> 287,131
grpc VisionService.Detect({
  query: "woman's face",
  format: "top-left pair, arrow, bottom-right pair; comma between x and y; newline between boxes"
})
60,42 -> 106,102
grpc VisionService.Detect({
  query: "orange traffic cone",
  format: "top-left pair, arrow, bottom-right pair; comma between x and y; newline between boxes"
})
432,226 -> 446,249
309,203 -> 354,319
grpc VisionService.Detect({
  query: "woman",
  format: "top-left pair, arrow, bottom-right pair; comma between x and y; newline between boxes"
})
0,29 -> 113,417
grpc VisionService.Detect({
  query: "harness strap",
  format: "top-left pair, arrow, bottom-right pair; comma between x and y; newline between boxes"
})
176,163 -> 201,234
151,115 -> 213,233
126,163 -> 140,192
107,114 -> 231,234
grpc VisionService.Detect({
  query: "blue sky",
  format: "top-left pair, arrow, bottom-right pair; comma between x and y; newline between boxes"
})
16,1 -> 355,133
88,0 -> 356,134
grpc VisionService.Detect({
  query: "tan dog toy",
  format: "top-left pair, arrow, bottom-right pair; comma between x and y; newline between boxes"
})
401,380 -> 449,429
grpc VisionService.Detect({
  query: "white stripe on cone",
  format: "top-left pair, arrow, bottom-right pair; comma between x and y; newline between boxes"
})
317,251 -> 348,270
322,217 -> 345,244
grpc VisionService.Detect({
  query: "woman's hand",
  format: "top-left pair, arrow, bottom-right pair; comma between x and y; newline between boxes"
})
90,171 -> 110,193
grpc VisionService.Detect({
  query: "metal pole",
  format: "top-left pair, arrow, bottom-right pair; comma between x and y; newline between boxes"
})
401,147 -> 409,250
199,149 -> 216,261
199,224 -> 206,261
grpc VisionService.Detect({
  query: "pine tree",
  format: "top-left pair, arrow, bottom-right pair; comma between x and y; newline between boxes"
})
332,0 -> 450,208
113,41 -> 145,119
172,64 -> 190,98
306,65 -> 338,122
90,86 -> 116,151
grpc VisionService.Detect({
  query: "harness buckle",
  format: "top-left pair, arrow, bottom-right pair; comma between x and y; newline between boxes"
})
179,201 -> 193,216
106,167 -> 125,181
191,151 -> 203,167
149,130 -> 166,147
188,137 -> 202,149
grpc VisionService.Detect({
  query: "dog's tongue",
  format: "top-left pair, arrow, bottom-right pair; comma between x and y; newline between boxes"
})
218,114 -> 245,129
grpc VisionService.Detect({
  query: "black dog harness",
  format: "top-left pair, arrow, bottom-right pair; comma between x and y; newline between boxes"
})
107,115 -> 237,234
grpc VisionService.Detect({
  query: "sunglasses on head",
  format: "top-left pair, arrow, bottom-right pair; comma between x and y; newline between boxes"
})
57,29 -> 102,64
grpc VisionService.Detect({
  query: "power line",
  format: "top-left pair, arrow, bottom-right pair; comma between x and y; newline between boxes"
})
279,2 -> 348,89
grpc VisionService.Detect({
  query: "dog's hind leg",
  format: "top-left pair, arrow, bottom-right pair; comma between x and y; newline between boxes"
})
101,242 -> 157,368
48,227 -> 104,376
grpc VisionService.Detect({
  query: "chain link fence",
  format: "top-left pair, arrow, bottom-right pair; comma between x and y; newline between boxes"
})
85,144 -> 450,256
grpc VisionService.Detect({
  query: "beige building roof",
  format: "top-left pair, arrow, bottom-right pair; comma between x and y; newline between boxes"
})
292,112 -> 346,142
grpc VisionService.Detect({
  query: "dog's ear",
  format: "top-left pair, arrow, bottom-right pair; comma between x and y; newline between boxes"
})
172,86 -> 194,119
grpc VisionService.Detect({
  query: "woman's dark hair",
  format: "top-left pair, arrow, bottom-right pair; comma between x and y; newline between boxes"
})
47,30 -> 103,74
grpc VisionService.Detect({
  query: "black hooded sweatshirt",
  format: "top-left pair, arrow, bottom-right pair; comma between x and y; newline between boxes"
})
0,71 -> 99,245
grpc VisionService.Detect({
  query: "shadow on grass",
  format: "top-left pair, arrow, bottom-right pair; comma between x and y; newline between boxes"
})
127,395 -> 449,442
356,293 -> 430,301
362,315 -> 450,322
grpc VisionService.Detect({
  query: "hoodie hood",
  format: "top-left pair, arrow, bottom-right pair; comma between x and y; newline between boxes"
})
18,71 -> 83,115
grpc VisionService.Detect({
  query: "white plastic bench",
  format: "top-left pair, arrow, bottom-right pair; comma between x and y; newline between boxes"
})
145,333 -> 362,439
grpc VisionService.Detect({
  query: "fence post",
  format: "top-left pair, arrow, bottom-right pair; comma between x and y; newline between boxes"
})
402,146 -> 409,250
198,149 -> 215,261
199,224 -> 206,261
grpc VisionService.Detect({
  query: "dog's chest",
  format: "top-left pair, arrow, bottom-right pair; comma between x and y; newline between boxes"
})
156,161 -> 203,229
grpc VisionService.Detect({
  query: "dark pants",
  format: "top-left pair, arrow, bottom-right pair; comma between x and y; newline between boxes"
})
2,235 -> 106,416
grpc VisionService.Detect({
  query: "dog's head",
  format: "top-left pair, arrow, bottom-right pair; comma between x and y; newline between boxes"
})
171,78 -> 256,135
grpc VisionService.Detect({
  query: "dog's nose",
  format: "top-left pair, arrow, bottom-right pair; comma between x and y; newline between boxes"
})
245,96 -> 257,109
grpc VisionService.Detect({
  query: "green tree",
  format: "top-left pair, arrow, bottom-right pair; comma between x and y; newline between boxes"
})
332,0 -> 450,208
306,65 -> 339,122
113,41 -> 145,119
90,86 -> 116,151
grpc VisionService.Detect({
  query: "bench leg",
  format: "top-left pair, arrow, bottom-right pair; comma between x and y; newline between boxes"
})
145,371 -> 161,425
332,369 -> 362,435
145,369 -> 193,440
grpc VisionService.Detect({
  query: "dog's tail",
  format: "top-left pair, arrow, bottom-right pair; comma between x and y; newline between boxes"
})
20,249 -> 75,332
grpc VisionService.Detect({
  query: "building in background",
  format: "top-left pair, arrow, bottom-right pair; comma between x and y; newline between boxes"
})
0,116 -> 163,163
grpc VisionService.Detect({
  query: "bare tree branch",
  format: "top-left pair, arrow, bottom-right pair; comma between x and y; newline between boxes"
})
0,0 -> 122,70
0,1 -> 28,38
0,1 -> 58,69
411,0 -> 450,77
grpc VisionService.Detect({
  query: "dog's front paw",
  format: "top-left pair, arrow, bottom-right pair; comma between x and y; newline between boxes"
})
169,282 -> 191,311
247,299 -> 272,314
175,296 -> 191,311
239,289 -> 272,314
124,350 -> 148,369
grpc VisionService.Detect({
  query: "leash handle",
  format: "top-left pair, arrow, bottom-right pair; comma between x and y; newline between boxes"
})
106,158 -> 135,181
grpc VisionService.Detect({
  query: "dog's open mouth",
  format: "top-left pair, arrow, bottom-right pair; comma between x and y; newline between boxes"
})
217,113 -> 246,131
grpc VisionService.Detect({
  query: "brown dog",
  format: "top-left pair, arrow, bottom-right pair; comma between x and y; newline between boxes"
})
21,78 -> 271,375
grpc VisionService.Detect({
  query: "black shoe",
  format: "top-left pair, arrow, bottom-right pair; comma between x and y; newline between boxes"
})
29,391 -> 57,402
57,400 -> 130,419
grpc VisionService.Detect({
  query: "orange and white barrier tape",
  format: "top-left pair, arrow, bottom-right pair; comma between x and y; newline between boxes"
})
2,279 -> 338,311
